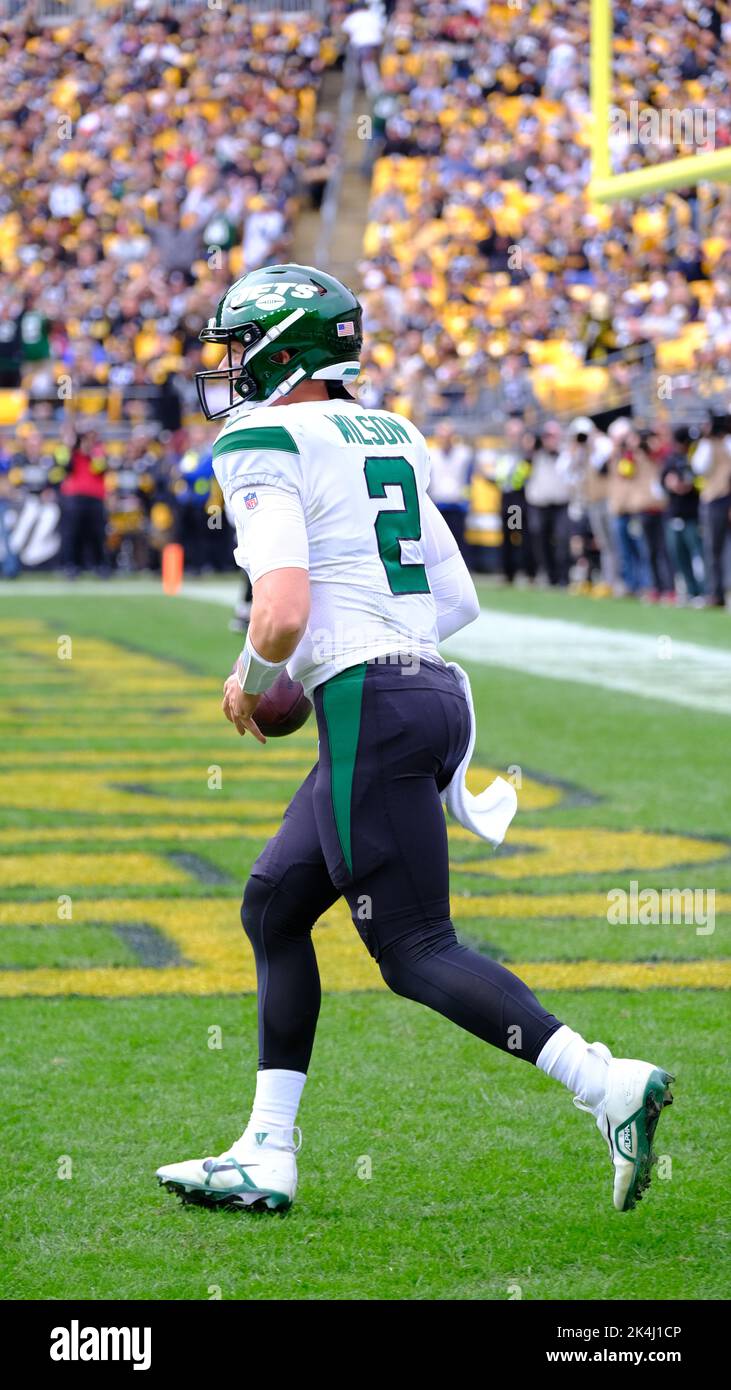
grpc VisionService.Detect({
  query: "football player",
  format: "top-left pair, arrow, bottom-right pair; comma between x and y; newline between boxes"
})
157,265 -> 673,1214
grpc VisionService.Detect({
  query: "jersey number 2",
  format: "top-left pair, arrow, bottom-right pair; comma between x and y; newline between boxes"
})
363,455 -> 430,595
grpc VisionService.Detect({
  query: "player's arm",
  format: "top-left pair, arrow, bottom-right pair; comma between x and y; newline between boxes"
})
422,493 -> 480,640
223,483 -> 310,738
249,568 -> 310,661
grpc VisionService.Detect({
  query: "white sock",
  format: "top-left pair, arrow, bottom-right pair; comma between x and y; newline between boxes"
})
244,1068 -> 306,1145
536,1025 -> 610,1109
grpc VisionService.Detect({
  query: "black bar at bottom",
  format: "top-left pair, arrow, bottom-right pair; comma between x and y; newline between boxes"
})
0,1298 -> 719,1374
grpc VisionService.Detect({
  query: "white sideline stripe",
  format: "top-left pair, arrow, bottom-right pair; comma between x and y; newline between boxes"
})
0,579 -> 238,600
1,581 -> 729,713
443,610 -> 731,715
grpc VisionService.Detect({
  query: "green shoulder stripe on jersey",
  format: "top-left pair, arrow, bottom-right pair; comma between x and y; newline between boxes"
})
212,426 -> 299,460
321,663 -> 366,876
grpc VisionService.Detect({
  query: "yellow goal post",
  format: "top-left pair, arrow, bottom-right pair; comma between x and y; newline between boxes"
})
589,0 -> 731,202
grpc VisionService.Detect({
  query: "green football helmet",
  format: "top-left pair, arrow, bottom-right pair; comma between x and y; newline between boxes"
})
196,263 -> 363,420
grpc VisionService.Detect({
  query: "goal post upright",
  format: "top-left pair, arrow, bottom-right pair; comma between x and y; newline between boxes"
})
590,0 -> 612,186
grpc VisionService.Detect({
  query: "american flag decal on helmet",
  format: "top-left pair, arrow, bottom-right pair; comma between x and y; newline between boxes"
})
336,320 -> 355,336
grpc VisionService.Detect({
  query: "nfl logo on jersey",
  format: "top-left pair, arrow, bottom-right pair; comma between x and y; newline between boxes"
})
336,320 -> 355,337
244,492 -> 258,510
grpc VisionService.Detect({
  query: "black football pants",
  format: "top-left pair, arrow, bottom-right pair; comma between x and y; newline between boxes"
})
242,657 -> 561,1072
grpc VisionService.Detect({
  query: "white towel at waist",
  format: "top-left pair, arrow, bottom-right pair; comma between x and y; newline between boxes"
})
440,661 -> 518,847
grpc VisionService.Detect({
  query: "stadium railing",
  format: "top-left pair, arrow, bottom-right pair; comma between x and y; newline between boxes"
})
6,351 -> 730,449
0,0 -> 327,20
314,46 -> 359,273
417,344 -> 731,437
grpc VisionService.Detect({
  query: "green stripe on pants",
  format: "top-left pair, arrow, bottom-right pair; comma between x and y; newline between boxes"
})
321,663 -> 367,875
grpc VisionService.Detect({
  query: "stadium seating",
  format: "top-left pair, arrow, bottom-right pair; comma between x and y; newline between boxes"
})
357,0 -> 731,427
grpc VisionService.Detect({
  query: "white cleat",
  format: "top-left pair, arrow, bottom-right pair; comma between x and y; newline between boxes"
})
575,1048 -> 675,1212
156,1127 -> 300,1212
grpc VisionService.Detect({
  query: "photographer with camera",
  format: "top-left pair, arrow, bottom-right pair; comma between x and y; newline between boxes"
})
525,420 -> 571,587
661,426 -> 705,604
558,417 -> 618,595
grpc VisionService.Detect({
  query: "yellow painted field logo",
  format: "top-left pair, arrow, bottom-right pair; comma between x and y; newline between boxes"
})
0,618 -> 727,996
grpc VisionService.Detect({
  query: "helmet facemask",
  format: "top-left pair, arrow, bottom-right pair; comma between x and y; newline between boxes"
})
195,265 -> 363,420
196,316 -> 308,421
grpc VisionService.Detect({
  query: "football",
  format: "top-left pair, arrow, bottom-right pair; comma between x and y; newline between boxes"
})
251,669 -> 313,738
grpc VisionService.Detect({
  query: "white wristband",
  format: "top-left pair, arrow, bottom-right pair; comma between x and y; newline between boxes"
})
236,632 -> 288,695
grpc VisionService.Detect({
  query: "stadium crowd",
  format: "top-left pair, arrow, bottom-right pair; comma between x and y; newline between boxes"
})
0,0 -> 729,606
3,408 -> 728,608
357,0 -> 731,423
0,5 -> 342,411
0,419 -> 234,578
0,1 -> 348,574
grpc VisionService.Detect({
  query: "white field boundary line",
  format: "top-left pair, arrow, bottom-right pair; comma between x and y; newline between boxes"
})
443,610 -> 731,716
0,579 -> 179,598
1,581 -> 729,714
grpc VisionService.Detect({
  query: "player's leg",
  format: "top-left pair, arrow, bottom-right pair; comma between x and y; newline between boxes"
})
242,765 -> 341,1076
157,766 -> 340,1210
313,660 -> 561,1058
313,659 -> 674,1211
705,494 -> 731,604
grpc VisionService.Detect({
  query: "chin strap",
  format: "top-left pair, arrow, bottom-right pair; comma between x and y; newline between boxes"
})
264,367 -> 307,405
233,367 -> 307,412
230,367 -> 353,415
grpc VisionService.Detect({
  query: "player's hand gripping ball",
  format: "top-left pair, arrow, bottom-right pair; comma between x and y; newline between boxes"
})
224,663 -> 312,740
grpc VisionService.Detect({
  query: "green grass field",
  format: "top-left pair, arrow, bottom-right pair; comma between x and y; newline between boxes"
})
1,581 -> 729,1301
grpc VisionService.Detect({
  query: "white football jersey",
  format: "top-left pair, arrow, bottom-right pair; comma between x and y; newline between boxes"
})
213,397 -> 445,695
